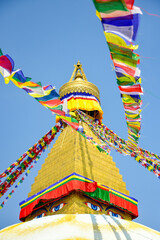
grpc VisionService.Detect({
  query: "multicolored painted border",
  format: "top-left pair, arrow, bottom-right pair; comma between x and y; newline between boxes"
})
60,92 -> 103,122
60,92 -> 100,103
19,172 -> 138,220
20,173 -> 95,208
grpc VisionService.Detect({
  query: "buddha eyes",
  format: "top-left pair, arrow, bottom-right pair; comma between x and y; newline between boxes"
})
108,211 -> 123,219
34,212 -> 46,219
33,201 -> 123,220
85,202 -> 101,211
84,201 -> 123,218
51,203 -> 66,212
34,202 -> 66,218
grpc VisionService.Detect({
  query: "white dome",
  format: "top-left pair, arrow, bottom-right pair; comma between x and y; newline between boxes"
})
0,214 -> 160,240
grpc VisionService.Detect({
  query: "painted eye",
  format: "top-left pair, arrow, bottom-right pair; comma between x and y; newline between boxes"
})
108,211 -> 123,219
51,203 -> 65,212
35,212 -> 46,219
85,202 -> 101,211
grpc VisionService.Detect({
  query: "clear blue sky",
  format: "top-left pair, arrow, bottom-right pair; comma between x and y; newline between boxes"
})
0,0 -> 160,232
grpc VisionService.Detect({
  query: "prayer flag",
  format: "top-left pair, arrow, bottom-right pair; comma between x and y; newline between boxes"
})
0,55 -> 14,73
102,13 -> 140,41
119,84 -> 143,95
93,0 -> 128,14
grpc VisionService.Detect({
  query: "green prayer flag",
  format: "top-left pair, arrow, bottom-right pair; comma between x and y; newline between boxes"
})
93,0 -> 128,13
96,145 -> 105,152
117,76 -> 136,86
71,117 -> 79,123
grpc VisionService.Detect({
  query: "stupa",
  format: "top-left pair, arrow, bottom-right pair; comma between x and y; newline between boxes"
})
0,62 -> 160,240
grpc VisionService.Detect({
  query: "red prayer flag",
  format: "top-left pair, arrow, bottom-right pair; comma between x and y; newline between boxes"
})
0,56 -> 13,73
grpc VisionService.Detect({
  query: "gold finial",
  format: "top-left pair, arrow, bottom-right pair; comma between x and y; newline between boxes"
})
75,70 -> 83,80
59,61 -> 100,102
77,60 -> 81,67
69,61 -> 88,82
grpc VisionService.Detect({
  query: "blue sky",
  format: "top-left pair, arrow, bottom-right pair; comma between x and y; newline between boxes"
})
0,0 -> 160,232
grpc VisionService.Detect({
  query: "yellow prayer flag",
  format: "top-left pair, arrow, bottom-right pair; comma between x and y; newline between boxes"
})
96,10 -> 102,21
104,32 -> 138,50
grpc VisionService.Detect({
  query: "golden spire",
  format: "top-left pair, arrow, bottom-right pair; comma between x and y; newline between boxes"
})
59,61 -> 100,102
69,60 -> 87,82
74,70 -> 83,81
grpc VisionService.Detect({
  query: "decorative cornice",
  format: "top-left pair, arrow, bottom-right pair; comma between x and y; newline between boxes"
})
59,80 -> 100,102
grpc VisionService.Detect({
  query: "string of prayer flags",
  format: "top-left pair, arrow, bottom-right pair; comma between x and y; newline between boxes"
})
0,157 -> 40,210
0,122 -> 61,180
0,50 -> 63,116
10,71 -> 61,114
92,0 -> 143,148
5,69 -> 32,85
78,130 -> 111,155
57,112 -> 84,132
34,92 -> 63,114
0,122 -> 62,199
77,110 -> 160,179
77,110 -> 131,155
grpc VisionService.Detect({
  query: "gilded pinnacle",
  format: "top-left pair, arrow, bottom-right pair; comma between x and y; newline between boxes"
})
77,60 -> 81,68
75,70 -> 83,80
59,61 -> 100,102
